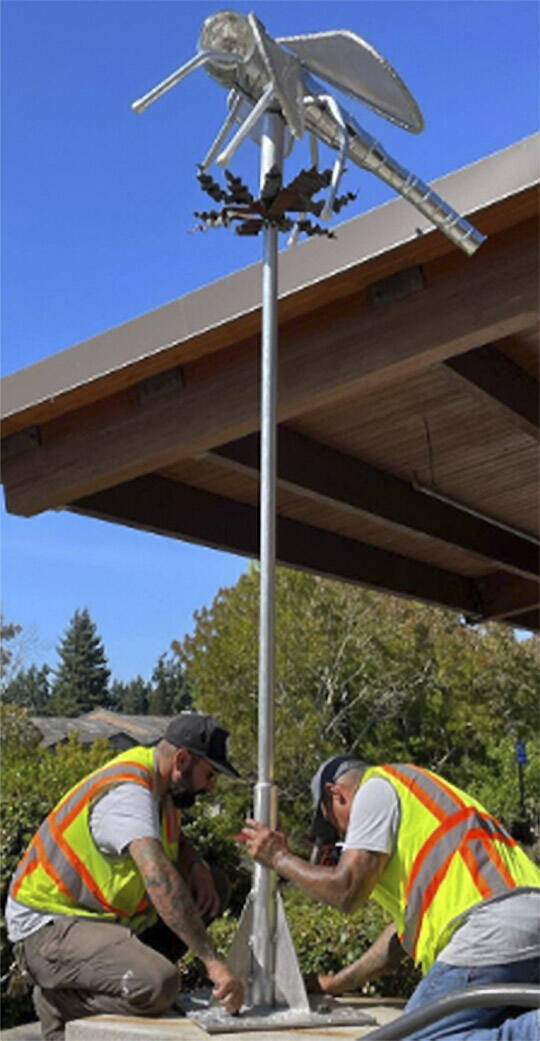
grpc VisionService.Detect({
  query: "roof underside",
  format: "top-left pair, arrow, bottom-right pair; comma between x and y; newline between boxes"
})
2,136 -> 539,631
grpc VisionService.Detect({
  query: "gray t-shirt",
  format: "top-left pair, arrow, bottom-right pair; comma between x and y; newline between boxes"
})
7,782 -> 161,943
343,778 -> 540,966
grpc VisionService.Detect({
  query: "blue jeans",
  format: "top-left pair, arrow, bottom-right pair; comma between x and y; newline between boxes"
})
403,957 -> 540,1040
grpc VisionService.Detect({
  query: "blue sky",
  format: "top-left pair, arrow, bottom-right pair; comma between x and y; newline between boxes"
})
2,1 -> 539,681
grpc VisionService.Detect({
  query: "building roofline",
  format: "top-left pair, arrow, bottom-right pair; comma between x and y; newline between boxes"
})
2,133 -> 538,423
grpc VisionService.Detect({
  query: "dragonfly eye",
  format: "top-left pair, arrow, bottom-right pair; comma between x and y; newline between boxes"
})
199,11 -> 255,64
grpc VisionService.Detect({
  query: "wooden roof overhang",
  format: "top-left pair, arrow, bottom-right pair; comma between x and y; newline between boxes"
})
2,135 -> 539,630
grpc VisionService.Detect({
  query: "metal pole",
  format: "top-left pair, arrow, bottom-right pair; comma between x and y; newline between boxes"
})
250,108 -> 284,1009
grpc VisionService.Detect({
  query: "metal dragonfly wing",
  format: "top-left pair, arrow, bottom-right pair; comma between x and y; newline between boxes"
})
132,11 -> 485,255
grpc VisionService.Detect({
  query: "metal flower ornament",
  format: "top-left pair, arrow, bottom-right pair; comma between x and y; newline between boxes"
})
132,10 -> 485,1030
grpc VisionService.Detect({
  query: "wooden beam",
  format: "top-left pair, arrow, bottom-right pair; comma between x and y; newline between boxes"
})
473,572 -> 539,622
72,476 -> 482,617
444,344 -> 539,438
208,428 -> 539,580
507,609 -> 539,632
3,224 -> 538,517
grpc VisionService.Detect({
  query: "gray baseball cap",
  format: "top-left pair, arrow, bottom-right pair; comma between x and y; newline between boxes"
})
310,755 -> 365,840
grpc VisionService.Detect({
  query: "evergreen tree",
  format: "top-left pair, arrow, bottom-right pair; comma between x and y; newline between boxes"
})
110,676 -> 151,715
148,653 -> 191,715
3,664 -> 50,710
48,609 -> 110,717
0,617 -> 23,695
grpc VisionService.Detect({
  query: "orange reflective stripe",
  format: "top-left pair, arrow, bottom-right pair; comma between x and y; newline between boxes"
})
410,847 -> 455,958
471,831 -> 517,889
12,852 -> 39,900
47,813 -> 128,917
34,833 -> 77,905
406,806 -> 475,899
409,821 -> 517,958
135,895 -> 149,913
54,761 -> 154,816
382,765 -> 446,823
54,772 -> 152,836
412,765 -> 467,811
459,841 -> 493,901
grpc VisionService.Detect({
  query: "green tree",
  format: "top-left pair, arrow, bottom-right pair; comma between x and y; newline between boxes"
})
148,652 -> 191,715
177,565 -> 539,842
110,675 -> 151,714
48,608 -> 110,716
0,616 -> 23,695
3,664 -> 51,710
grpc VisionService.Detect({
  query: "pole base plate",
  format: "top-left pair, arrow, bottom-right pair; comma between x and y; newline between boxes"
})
175,990 -> 377,1033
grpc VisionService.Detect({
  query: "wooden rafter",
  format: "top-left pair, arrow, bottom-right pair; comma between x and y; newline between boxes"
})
444,344 -> 539,438
3,223 -> 538,518
72,476 -> 537,626
208,428 -> 539,580
72,475 -> 482,616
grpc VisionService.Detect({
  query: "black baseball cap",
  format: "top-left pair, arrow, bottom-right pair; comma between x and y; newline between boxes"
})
310,754 -> 365,840
164,712 -> 240,780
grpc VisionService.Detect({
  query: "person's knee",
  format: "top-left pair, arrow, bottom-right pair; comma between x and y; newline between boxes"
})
130,960 -> 179,1014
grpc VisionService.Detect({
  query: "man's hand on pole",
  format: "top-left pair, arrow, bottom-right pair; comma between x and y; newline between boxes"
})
237,819 -> 289,870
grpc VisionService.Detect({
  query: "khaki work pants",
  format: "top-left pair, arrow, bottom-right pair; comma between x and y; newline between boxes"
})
23,917 -> 180,1039
22,865 -> 231,1040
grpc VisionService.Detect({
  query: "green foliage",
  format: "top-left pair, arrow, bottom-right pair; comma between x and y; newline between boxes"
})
1,719 -> 114,1028
109,675 -> 151,714
181,800 -> 251,915
177,566 -> 539,839
3,663 -> 51,710
48,608 -> 111,716
148,653 -> 191,715
2,577 -> 538,1028
0,703 -> 42,751
0,616 -> 23,694
180,889 -> 421,997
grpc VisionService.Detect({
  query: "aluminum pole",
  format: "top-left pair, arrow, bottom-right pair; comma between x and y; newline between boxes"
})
250,108 -> 284,1009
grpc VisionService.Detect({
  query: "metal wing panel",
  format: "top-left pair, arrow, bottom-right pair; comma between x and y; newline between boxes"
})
278,30 -> 424,133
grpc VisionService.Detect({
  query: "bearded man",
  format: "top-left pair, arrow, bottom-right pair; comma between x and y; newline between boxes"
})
7,712 -> 244,1040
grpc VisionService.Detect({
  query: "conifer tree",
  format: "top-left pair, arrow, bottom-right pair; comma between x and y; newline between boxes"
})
110,676 -> 151,715
48,609 -> 110,716
148,653 -> 191,715
3,664 -> 50,710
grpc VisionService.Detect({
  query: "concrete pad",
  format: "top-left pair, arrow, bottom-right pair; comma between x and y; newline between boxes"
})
65,1002 -> 404,1040
0,1022 -> 42,1041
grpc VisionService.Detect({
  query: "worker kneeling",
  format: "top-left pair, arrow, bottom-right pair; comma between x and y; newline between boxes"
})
240,755 -> 540,1041
7,713 -> 244,1040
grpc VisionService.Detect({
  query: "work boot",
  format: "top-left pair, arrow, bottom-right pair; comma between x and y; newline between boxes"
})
32,985 -> 65,1040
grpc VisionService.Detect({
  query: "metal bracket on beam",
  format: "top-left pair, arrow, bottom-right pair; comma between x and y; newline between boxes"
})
369,265 -> 425,307
135,366 -> 185,404
2,426 -> 41,459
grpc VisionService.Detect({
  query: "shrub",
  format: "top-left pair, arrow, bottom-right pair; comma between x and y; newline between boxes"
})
1,718 -> 113,1029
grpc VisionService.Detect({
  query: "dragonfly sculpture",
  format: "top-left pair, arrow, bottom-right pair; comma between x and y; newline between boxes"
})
133,9 -> 485,253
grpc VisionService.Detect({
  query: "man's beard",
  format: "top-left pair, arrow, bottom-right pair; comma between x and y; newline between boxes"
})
170,760 -> 206,808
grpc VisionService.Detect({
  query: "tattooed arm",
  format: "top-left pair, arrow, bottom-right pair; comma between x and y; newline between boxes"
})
129,837 -> 243,1013
306,923 -> 403,995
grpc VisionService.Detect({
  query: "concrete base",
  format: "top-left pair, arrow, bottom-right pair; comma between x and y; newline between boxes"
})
64,999 -> 405,1040
176,989 -> 377,1033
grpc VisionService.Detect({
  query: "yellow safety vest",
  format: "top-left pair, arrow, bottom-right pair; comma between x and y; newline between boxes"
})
360,764 -> 540,974
10,746 -> 181,933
